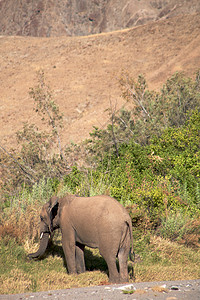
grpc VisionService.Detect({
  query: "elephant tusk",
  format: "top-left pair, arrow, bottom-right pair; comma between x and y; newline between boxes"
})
40,232 -> 44,239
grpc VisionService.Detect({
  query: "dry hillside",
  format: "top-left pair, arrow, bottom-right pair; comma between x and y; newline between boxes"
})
0,13 -> 200,150
1,0 -> 200,37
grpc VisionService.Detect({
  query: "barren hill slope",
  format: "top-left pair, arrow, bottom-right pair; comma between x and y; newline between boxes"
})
1,13 -> 200,149
1,0 -> 200,37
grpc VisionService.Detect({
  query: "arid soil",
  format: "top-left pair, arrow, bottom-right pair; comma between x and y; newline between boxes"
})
1,13 -> 200,151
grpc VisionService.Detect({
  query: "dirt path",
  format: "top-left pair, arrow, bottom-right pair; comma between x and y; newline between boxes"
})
1,279 -> 199,300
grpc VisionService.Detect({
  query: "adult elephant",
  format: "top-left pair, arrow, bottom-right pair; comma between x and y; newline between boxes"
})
28,195 -> 134,283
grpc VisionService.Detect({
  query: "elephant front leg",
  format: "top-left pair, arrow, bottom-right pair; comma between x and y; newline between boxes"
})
75,242 -> 85,273
62,235 -> 76,274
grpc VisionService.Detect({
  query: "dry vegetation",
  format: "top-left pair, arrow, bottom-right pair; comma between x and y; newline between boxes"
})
1,222 -> 199,295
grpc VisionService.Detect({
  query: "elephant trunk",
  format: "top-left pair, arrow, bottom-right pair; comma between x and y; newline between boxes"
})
28,232 -> 50,259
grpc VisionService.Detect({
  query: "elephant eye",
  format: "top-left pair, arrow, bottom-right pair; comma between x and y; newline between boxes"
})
40,216 -> 44,222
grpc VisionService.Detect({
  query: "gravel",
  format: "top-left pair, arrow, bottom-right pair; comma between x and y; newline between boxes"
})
1,279 -> 200,300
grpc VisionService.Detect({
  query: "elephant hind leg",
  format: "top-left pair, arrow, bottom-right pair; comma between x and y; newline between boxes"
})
118,225 -> 130,282
99,248 -> 120,283
105,256 -> 120,283
118,246 -> 129,282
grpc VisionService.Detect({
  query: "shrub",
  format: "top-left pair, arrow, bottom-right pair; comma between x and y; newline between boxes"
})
157,211 -> 190,241
150,110 -> 200,205
120,71 -> 200,145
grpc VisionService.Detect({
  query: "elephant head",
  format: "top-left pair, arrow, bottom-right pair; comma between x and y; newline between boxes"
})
28,196 -> 59,259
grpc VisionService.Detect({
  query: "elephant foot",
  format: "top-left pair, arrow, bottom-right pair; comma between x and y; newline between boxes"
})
120,277 -> 129,283
77,269 -> 85,274
109,275 -> 129,284
108,275 -> 121,284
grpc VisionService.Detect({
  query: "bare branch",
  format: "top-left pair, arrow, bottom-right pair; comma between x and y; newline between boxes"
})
126,85 -> 151,119
109,100 -> 119,157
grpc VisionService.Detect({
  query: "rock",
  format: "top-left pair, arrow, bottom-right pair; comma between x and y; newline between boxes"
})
0,0 -> 200,37
113,284 -> 136,291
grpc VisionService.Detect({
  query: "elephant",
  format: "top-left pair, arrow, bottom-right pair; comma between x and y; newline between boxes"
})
28,194 -> 134,283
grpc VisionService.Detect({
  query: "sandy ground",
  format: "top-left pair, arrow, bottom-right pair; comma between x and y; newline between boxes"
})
1,279 -> 200,300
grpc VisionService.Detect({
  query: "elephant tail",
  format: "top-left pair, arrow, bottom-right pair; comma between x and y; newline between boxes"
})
127,218 -> 135,280
127,218 -> 135,262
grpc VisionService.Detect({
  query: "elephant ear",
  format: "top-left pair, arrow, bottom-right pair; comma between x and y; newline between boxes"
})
48,196 -> 59,232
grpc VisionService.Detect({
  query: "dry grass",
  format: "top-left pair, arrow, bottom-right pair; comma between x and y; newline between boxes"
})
181,219 -> 200,248
150,236 -> 200,264
134,236 -> 200,283
135,264 -> 200,283
1,233 -> 199,294
0,269 -> 33,295
0,205 -> 40,244
0,268 -> 108,295
37,271 -> 107,291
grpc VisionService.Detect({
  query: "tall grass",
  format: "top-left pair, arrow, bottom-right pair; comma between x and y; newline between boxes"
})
158,211 -> 189,241
0,178 -> 56,246
12,177 -> 55,208
78,170 -> 113,197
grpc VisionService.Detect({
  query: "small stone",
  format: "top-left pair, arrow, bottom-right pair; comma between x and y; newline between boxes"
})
115,284 -> 136,291
170,286 -> 179,290
151,285 -> 168,293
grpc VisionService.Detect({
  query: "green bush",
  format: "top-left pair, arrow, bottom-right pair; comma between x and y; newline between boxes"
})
157,211 -> 190,241
150,110 -> 200,205
120,71 -> 200,145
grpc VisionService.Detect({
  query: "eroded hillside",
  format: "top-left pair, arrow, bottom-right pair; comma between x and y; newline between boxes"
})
0,0 -> 200,37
